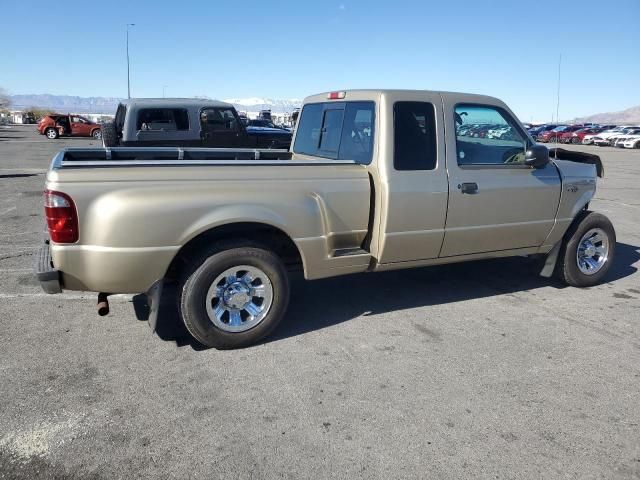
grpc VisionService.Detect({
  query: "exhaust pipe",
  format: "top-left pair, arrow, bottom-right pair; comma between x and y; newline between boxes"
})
97,292 -> 110,316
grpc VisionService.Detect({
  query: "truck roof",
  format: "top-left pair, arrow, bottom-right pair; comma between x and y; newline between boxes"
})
122,98 -> 234,109
303,89 -> 503,105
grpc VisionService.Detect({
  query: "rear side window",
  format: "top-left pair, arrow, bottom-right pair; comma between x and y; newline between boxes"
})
319,108 -> 343,154
136,108 -> 189,131
293,103 -> 324,156
293,101 -> 375,164
393,102 -> 437,170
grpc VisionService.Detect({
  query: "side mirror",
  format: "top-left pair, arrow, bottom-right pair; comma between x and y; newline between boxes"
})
525,144 -> 550,168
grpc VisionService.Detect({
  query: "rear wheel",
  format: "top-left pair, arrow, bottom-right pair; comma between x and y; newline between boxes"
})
92,129 -> 102,139
45,128 -> 58,139
179,243 -> 290,349
556,211 -> 615,287
571,137 -> 581,144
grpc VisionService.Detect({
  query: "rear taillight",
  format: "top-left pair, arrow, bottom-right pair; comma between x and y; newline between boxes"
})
44,190 -> 78,243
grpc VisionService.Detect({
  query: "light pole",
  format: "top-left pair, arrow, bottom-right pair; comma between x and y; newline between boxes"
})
126,23 -> 135,99
162,85 -> 168,98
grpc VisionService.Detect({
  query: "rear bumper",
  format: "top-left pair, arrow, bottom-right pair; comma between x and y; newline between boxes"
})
34,242 -> 62,294
49,243 -> 179,294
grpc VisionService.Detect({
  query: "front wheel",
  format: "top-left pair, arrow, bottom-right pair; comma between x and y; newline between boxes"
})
179,244 -> 290,349
45,128 -> 58,139
556,211 -> 616,287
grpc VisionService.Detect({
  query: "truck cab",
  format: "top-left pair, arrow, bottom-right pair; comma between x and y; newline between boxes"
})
292,90 -> 568,262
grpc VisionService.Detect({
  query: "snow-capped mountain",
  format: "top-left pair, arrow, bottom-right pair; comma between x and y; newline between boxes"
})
7,94 -> 302,115
223,97 -> 302,114
8,94 -> 124,114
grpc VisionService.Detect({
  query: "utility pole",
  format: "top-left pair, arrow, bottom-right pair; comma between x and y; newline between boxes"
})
163,85 -> 168,98
126,23 -> 135,99
555,54 -> 561,125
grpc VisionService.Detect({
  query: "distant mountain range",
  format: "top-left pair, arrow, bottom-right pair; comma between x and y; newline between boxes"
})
571,105 -> 640,125
8,94 -> 302,115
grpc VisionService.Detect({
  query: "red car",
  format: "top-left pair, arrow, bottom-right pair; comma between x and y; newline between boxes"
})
538,124 -> 584,143
37,114 -> 102,140
562,127 -> 605,144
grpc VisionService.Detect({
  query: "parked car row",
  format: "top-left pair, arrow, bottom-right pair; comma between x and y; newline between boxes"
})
455,123 -> 520,141
528,123 -> 640,148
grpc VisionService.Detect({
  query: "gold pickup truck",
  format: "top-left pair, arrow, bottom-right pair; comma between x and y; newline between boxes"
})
36,90 -> 614,349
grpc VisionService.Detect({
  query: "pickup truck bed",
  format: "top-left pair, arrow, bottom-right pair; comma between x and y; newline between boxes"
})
45,147 -> 372,293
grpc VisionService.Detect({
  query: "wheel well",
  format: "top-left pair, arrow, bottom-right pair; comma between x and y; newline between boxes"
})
165,222 -> 303,279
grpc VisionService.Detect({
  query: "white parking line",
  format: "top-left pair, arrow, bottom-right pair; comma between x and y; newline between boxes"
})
0,206 -> 17,216
0,140 -> 53,143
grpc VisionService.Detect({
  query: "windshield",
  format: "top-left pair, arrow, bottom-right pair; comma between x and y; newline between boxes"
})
552,126 -> 567,132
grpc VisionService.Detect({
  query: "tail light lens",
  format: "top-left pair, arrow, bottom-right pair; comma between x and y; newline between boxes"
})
44,190 -> 78,243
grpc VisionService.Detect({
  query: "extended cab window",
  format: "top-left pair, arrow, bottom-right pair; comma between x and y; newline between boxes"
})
455,105 -> 528,166
200,108 -> 239,131
393,102 -> 437,170
293,101 -> 375,164
137,108 -> 189,131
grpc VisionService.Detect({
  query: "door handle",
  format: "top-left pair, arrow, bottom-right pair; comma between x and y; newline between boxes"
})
458,182 -> 478,194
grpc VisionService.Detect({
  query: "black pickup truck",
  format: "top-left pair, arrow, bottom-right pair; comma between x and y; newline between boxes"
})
101,98 -> 292,149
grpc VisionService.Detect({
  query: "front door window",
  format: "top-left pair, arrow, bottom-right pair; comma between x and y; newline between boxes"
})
455,105 -> 529,166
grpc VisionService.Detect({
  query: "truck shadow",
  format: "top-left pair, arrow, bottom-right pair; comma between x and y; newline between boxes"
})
134,242 -> 639,349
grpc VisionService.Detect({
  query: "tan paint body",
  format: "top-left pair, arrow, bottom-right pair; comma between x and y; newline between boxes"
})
45,90 -> 597,294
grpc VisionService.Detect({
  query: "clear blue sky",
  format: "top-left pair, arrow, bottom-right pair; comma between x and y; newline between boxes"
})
2,0 -> 639,121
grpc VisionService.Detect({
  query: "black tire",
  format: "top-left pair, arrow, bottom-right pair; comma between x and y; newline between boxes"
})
178,243 -> 290,349
92,129 -> 102,139
556,211 -> 616,287
45,127 -> 58,139
100,121 -> 118,147
571,137 -> 581,144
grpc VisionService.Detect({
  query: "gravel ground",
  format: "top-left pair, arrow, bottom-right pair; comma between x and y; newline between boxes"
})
0,125 -> 638,479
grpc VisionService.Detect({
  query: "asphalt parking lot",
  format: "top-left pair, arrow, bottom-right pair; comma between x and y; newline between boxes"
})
0,124 -> 638,479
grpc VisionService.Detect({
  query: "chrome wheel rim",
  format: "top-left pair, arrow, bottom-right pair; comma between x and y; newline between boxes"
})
46,129 -> 56,138
205,265 -> 273,333
93,130 -> 102,139
576,228 -> 609,275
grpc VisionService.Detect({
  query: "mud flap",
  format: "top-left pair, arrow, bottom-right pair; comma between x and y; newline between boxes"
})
146,280 -> 164,332
540,242 -> 561,278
